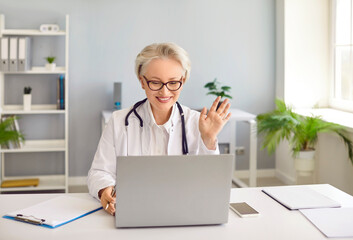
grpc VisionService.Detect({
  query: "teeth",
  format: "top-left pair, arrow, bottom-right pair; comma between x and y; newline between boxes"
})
159,97 -> 170,100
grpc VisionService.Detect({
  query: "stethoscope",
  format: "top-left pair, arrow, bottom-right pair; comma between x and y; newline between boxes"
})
124,98 -> 189,155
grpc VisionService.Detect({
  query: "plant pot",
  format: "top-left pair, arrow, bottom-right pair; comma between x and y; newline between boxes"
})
45,63 -> 56,71
23,94 -> 32,111
295,150 -> 315,176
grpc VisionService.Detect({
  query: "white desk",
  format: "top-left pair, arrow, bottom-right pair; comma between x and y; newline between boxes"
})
1,184 -> 352,240
102,108 -> 257,187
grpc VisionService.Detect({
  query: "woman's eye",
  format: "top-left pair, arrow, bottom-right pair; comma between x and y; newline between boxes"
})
150,81 -> 162,85
168,81 -> 178,85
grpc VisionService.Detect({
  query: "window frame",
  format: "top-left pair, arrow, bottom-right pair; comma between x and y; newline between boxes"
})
329,0 -> 353,112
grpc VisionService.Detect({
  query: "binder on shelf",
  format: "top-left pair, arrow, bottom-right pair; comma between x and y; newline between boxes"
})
18,37 -> 31,71
9,37 -> 18,72
0,37 -> 9,71
57,75 -> 65,109
1,178 -> 39,188
3,195 -> 102,228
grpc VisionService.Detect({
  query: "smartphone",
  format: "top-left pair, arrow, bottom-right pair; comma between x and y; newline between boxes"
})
229,202 -> 259,217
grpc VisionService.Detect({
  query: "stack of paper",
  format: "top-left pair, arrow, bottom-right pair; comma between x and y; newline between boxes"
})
300,208 -> 353,238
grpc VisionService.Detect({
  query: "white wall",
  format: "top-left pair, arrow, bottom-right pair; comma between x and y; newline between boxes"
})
0,0 -> 276,177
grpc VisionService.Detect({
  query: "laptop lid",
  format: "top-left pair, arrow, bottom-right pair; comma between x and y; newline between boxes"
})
115,154 -> 234,228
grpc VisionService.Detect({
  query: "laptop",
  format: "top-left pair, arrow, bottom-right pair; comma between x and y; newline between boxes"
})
115,154 -> 234,228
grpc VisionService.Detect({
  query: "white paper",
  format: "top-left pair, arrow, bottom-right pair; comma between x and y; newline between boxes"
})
6,195 -> 101,227
262,186 -> 341,210
300,208 -> 353,238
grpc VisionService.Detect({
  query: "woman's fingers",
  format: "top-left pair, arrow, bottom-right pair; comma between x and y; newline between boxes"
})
100,186 -> 116,215
216,98 -> 229,114
209,96 -> 221,112
219,101 -> 231,120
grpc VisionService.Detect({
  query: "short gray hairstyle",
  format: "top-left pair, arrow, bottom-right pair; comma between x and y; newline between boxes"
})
135,42 -> 191,82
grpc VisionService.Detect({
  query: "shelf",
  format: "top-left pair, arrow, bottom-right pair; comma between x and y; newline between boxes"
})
0,139 -> 66,153
1,66 -> 66,74
1,104 -> 65,114
0,175 -> 66,192
2,29 -> 66,36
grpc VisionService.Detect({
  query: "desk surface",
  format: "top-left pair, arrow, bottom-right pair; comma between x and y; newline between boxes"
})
1,184 -> 352,240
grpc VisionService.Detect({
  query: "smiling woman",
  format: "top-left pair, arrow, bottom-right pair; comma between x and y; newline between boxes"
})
87,42 -> 232,215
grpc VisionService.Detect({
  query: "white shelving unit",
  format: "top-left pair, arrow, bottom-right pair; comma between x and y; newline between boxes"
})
0,15 -> 69,193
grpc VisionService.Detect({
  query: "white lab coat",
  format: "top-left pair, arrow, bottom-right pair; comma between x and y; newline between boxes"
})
87,100 -> 219,200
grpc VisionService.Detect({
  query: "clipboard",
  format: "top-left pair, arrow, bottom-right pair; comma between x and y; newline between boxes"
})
3,194 -> 102,228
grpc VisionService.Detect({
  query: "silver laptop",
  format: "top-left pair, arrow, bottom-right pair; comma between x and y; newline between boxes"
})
115,154 -> 234,228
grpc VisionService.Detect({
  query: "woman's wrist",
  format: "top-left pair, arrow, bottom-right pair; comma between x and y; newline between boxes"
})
201,135 -> 217,150
98,187 -> 107,199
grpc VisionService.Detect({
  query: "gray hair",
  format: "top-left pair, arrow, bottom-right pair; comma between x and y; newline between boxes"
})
135,42 -> 191,82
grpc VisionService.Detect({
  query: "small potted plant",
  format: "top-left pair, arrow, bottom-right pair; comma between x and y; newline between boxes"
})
204,78 -> 233,100
23,86 -> 32,111
0,116 -> 24,149
204,78 -> 232,109
256,99 -> 353,176
45,56 -> 56,71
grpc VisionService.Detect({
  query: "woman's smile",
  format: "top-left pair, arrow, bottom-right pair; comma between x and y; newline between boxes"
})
156,96 -> 172,103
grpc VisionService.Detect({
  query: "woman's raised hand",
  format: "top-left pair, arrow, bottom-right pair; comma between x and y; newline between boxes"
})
199,96 -> 232,150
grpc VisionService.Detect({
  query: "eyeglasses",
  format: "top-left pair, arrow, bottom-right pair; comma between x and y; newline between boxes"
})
143,76 -> 183,91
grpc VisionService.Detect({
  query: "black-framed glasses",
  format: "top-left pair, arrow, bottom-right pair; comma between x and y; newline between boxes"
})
143,76 -> 183,91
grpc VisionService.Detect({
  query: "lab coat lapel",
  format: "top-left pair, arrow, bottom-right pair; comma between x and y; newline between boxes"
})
168,109 -> 183,155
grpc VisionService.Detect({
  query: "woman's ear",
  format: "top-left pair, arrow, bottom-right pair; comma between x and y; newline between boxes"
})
139,76 -> 145,90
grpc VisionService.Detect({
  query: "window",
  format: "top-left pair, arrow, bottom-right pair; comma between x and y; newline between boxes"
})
332,0 -> 353,111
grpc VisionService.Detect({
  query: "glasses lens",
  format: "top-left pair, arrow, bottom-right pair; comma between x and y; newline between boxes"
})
166,81 -> 182,91
148,81 -> 163,90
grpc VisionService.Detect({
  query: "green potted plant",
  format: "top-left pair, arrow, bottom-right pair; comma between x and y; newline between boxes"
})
0,116 -> 24,149
204,78 -> 233,100
256,99 -> 353,176
45,56 -> 56,71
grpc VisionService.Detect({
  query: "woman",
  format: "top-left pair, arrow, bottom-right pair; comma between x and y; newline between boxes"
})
88,42 -> 231,215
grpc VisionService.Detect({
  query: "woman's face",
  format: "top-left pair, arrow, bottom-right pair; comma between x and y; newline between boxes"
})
140,58 -> 184,115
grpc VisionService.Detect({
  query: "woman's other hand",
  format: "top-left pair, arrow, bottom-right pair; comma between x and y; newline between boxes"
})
99,186 -> 116,215
199,96 -> 231,150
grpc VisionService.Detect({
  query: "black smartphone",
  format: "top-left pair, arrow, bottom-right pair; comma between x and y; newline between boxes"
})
229,202 -> 260,217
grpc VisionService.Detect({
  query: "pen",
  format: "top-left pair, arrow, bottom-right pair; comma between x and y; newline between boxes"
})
105,186 -> 116,210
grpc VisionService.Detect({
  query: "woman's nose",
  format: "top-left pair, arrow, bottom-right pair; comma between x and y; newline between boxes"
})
159,85 -> 170,94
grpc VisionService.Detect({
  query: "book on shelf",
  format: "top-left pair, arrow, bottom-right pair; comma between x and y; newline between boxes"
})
0,115 -> 23,149
57,75 -> 65,110
1,178 -> 39,188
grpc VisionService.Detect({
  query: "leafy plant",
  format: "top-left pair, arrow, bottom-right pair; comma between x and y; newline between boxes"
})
204,78 -> 232,99
24,86 -> 32,94
256,99 -> 353,165
0,116 -> 24,147
45,56 -> 56,64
